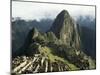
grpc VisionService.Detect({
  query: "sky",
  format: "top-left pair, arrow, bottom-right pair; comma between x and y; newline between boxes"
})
12,1 -> 95,21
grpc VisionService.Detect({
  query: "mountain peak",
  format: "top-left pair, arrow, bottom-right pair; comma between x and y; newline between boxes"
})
59,9 -> 69,16
50,10 -> 81,48
50,10 -> 71,37
56,10 -> 70,21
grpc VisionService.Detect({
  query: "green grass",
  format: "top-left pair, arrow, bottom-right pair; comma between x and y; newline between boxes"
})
39,46 -> 79,70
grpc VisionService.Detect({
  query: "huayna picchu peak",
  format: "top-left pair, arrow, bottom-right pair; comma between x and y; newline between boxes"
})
12,10 -> 96,74
50,9 -> 81,49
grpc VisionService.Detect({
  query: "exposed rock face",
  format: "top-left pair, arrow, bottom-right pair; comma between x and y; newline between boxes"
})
50,10 -> 81,49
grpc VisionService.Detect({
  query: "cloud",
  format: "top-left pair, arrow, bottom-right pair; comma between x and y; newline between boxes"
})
12,1 -> 95,21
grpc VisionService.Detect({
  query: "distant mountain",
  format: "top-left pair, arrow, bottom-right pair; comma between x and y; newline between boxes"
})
76,16 -> 96,59
12,19 -> 30,53
79,26 -> 96,59
12,18 -> 53,52
12,10 -> 96,74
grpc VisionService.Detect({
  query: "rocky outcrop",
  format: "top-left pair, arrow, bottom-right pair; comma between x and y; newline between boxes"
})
50,10 -> 81,49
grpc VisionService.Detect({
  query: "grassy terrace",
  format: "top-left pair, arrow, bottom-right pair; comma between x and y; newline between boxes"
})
39,46 -> 79,71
